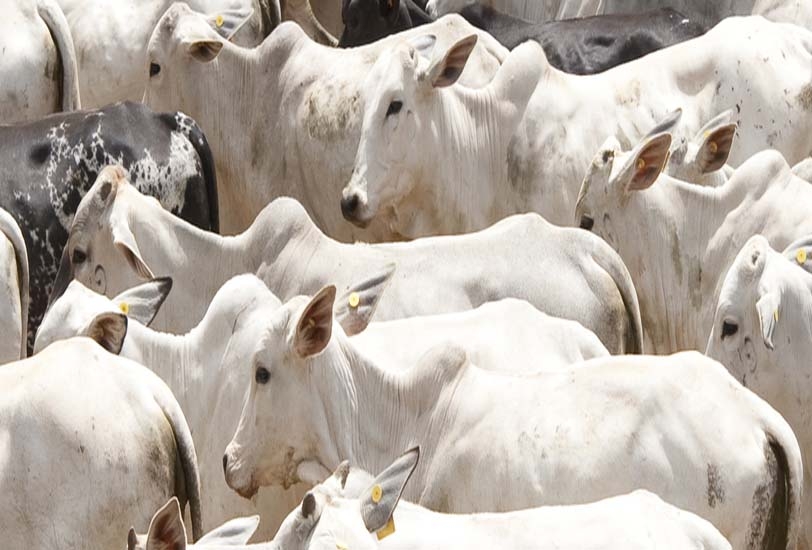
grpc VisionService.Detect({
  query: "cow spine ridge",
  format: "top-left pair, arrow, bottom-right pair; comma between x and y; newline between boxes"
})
36,0 -> 81,112
0,210 -> 29,360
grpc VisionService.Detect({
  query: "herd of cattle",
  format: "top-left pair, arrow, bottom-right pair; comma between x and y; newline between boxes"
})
4,0 -> 812,548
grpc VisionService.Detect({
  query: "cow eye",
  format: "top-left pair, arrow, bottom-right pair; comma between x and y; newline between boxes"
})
721,321 -> 738,339
72,249 -> 87,264
149,63 -> 161,77
386,100 -> 403,117
579,215 -> 594,231
255,366 -> 271,385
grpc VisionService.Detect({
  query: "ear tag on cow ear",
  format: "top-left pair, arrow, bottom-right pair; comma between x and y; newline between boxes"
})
348,292 -> 360,309
376,517 -> 395,540
371,484 -> 382,503
796,248 -> 807,265
119,302 -> 129,315
774,309 -> 779,322
215,14 -> 225,27
636,158 -> 646,171
708,141 -> 718,154
335,542 -> 348,550
307,317 -> 316,328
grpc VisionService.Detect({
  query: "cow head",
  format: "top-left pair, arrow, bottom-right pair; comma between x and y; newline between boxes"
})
574,131 -> 671,247
340,0 -> 427,48
706,235 -> 812,392
48,166 -> 157,307
144,3 -> 252,113
223,265 -> 394,498
340,33 -> 477,230
128,496 -> 261,549
667,108 -> 736,185
273,449 -> 418,550
35,277 -> 171,354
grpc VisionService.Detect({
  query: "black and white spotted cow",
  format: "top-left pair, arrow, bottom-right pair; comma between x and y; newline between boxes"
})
0,101 -> 218,350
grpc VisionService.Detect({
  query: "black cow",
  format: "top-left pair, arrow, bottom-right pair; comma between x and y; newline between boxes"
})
339,1 -> 705,75
0,101 -> 218,349
340,0 -> 432,47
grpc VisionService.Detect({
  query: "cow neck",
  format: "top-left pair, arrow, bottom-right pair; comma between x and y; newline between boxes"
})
311,330 -> 465,483
126,188 -> 258,305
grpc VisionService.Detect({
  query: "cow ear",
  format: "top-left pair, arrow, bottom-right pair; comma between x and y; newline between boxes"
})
187,39 -> 224,63
146,498 -> 187,550
195,515 -> 260,546
694,121 -> 736,174
111,217 -> 155,280
294,286 -> 337,358
206,8 -> 253,41
112,277 -> 173,326
379,0 -> 400,19
425,34 -> 477,88
756,291 -> 780,350
360,447 -> 419,534
84,312 -> 128,354
335,264 -> 395,336
128,528 -> 139,550
408,34 -> 437,61
618,133 -> 671,192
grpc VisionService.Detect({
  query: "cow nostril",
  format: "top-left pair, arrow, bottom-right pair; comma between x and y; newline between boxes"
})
222,453 -> 228,475
341,194 -> 360,219
579,214 -> 594,231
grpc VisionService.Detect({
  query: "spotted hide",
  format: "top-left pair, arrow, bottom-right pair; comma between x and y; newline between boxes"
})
0,101 -> 218,350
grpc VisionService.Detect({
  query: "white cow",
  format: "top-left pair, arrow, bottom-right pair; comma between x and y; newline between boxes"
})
753,0 -> 812,29
56,0 -> 280,108
426,0 -> 604,22
51,166 -> 642,354
1,0 -> 80,123
222,286 -> 803,550
136,451 -> 732,550
0,337 -> 202,549
0,209 -> 29,363
574,124 -> 812,354
342,16 -> 812,237
707,235 -> 812,538
144,4 -> 507,236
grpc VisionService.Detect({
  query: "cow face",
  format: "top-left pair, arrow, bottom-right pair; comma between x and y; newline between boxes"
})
707,235 -> 812,392
341,34 -> 477,230
574,132 -> 671,246
48,166 -> 155,307
144,3 -> 249,115
224,286 -> 342,498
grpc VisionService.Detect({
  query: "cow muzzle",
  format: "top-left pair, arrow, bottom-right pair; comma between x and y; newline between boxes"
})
340,191 -> 371,228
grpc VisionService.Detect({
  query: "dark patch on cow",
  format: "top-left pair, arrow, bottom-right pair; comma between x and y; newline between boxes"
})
0,102 -> 219,351
706,463 -> 725,508
745,437 -> 791,550
795,83 -> 812,112
339,0 -> 433,47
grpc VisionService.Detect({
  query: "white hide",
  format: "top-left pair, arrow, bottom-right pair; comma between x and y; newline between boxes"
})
344,16 -> 812,237
56,0 -> 280,107
575,135 -> 812,354
0,209 -> 29,363
58,167 -> 642,354
283,0 -> 338,44
36,275 -> 301,540
0,337 -> 201,549
752,0 -> 812,30
223,288 -> 802,550
144,5 -> 507,236
707,235 -> 812,538
0,0 -> 80,123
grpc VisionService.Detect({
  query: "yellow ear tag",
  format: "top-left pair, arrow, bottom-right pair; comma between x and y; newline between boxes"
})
348,292 -> 360,309
376,517 -> 395,540
797,248 -> 807,265
335,542 -> 348,550
371,484 -> 382,503
708,141 -> 718,154
119,302 -> 129,315
774,309 -> 779,322
636,158 -> 646,171
215,14 -> 225,28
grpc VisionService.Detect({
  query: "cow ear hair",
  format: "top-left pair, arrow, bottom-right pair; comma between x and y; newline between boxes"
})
335,263 -> 395,336
206,8 -> 254,41
617,133 -> 671,192
294,286 -> 337,358
360,447 -> 419,533
145,497 -> 187,550
425,34 -> 477,88
113,277 -> 173,326
187,39 -> 224,63
84,312 -> 128,354
111,217 -> 155,280
693,117 -> 736,174
756,291 -> 780,350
